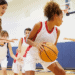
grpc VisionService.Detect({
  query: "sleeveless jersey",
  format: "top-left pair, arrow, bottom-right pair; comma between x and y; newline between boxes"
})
0,43 -> 8,59
34,21 -> 57,44
22,37 -> 29,47
24,21 -> 57,57
14,37 -> 29,63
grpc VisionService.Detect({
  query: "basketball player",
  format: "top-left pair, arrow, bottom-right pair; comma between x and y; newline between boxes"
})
0,0 -> 8,34
24,1 -> 68,75
0,0 -> 19,42
0,30 -> 23,75
12,28 -> 31,75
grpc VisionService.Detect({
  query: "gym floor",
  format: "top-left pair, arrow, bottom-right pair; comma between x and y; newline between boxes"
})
0,70 -> 75,75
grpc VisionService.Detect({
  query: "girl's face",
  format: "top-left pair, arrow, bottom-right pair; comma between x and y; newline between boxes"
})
1,34 -> 8,39
55,13 -> 63,26
25,30 -> 30,38
0,4 -> 7,16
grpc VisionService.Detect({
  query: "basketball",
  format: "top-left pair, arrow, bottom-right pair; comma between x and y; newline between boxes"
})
39,42 -> 59,62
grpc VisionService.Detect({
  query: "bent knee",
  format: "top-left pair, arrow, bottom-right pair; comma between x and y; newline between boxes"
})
60,69 -> 66,75
2,68 -> 6,71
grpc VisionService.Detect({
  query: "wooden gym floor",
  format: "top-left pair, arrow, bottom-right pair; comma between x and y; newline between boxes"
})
0,70 -> 75,75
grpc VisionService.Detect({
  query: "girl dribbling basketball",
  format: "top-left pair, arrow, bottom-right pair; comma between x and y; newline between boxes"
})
24,1 -> 67,75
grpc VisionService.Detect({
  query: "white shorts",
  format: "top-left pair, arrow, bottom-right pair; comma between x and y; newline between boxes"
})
24,47 -> 58,71
0,57 -> 8,68
12,57 -> 25,73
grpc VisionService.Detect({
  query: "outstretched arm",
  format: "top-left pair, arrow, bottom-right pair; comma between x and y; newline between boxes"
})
0,38 -> 18,43
8,43 -> 17,60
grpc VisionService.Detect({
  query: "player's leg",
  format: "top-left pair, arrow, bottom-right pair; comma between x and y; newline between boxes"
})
47,62 -> 66,75
22,63 -> 25,75
1,57 -> 8,75
12,61 -> 20,75
41,60 -> 66,75
14,73 -> 18,75
22,64 -> 26,75
25,71 -> 35,75
24,56 -> 36,75
22,73 -> 25,75
2,68 -> 7,75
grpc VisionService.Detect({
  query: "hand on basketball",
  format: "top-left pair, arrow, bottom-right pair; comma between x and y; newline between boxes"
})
36,42 -> 46,52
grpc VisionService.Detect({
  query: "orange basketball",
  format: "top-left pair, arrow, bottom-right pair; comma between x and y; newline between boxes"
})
39,42 -> 59,62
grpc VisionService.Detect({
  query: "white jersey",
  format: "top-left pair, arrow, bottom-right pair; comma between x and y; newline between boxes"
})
24,21 -> 58,71
18,37 -> 29,57
22,37 -> 29,47
35,21 -> 57,44
0,43 -> 8,59
25,21 -> 57,57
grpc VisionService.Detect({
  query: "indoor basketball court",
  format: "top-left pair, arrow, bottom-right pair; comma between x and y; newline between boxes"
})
0,0 -> 75,75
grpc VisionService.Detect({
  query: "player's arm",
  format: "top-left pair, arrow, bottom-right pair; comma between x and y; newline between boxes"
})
0,38 -> 17,41
64,38 -> 75,41
26,22 -> 45,51
17,38 -> 22,53
26,22 -> 41,47
0,38 -> 18,43
54,28 -> 60,46
8,43 -> 17,60
8,43 -> 23,63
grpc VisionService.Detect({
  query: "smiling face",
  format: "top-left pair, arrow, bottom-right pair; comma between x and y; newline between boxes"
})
0,4 -> 7,16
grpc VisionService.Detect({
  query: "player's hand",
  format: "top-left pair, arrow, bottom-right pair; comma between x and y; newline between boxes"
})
16,56 -> 24,64
16,48 -> 21,53
35,42 -> 46,52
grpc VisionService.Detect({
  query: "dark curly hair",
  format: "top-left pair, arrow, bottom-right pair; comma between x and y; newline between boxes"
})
44,1 -> 62,21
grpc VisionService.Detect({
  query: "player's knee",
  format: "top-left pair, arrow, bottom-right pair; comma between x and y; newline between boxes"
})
60,69 -> 66,75
2,68 -> 6,72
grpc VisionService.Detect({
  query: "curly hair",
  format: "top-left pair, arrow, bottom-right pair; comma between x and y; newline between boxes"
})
44,1 -> 62,20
